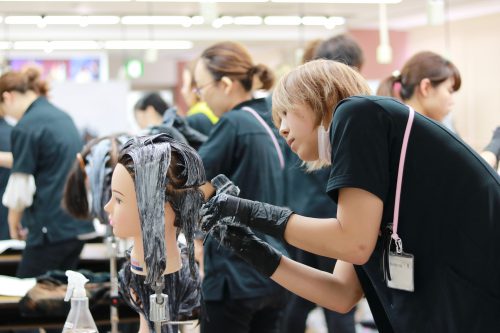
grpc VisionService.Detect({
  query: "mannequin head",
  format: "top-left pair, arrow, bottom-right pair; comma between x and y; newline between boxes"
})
104,134 -> 206,285
0,67 -> 48,120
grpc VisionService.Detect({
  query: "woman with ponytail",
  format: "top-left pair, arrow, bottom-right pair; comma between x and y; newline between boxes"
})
0,67 -> 94,278
194,41 -> 288,333
377,51 -> 461,123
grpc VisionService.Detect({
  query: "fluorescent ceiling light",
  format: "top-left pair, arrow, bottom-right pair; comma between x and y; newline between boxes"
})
272,0 -> 400,3
191,16 -> 205,25
105,40 -> 193,50
264,16 -> 301,25
0,42 -> 11,50
301,16 -> 328,26
13,41 -> 101,50
5,15 -> 119,25
5,16 -> 41,25
212,16 -> 234,28
136,0 -> 268,2
233,16 -> 263,25
121,16 -> 192,26
0,0 -> 129,2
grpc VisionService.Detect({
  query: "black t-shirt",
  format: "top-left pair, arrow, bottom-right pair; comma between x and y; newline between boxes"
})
198,98 -> 286,300
11,97 -> 94,246
0,118 -> 12,240
326,96 -> 500,332
186,113 -> 214,137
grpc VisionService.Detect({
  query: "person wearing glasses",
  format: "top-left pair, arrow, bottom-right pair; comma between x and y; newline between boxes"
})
194,41 -> 288,333
181,59 -> 219,136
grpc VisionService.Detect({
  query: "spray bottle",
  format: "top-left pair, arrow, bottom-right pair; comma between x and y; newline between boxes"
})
62,270 -> 99,333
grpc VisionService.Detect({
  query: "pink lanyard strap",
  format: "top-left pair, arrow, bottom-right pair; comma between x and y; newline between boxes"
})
391,106 -> 415,251
242,106 -> 285,169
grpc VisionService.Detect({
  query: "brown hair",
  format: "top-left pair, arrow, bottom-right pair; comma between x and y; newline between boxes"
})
0,67 -> 49,101
302,39 -> 323,64
377,51 -> 461,100
63,134 -> 128,221
272,59 -> 371,170
200,41 -> 274,91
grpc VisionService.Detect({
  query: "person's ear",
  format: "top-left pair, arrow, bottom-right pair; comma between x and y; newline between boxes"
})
418,78 -> 432,98
220,76 -> 233,95
1,91 -> 12,104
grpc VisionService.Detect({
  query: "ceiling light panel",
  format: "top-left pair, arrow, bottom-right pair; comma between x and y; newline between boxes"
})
264,16 -> 302,25
121,16 -> 192,25
104,40 -> 193,50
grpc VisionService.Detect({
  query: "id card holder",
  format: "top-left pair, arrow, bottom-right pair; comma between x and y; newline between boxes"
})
386,238 -> 414,292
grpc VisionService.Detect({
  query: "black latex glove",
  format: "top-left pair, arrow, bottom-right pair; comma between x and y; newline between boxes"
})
484,126 -> 500,160
210,223 -> 282,277
201,193 -> 293,240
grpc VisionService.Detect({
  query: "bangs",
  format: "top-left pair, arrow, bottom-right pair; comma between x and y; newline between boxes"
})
272,71 -> 300,128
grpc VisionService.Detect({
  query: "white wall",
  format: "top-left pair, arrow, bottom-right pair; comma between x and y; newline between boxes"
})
407,13 -> 500,149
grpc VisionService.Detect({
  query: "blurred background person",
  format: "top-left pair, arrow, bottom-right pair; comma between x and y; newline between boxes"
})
0,67 -> 94,278
133,91 -> 168,130
0,106 -> 12,240
195,41 -> 288,333
181,59 -> 219,136
377,51 -> 499,170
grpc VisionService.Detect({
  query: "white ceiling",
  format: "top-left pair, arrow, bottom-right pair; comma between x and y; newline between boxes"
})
0,0 -> 498,56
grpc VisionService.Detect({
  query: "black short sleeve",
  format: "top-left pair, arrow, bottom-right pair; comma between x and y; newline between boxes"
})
327,97 -> 391,203
198,117 -> 236,180
11,127 -> 38,175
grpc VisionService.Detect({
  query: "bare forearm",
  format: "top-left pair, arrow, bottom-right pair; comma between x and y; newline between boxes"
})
285,215 -> 364,263
8,209 -> 25,240
284,188 -> 383,264
0,152 -> 13,168
271,256 -> 362,313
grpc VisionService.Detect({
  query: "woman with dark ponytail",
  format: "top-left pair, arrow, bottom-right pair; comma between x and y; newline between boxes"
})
0,67 -> 94,278
194,41 -> 288,333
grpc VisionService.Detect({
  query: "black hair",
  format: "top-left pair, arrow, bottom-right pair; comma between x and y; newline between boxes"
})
313,34 -> 364,71
134,92 -> 169,116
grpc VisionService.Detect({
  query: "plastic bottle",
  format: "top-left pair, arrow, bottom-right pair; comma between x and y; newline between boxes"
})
62,270 -> 99,333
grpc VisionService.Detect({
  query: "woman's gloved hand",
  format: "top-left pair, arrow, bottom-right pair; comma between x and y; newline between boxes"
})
200,193 -> 293,240
210,223 -> 282,277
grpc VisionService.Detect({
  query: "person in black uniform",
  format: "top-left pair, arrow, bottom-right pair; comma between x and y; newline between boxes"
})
200,59 -> 500,333
0,68 -> 94,278
194,41 -> 288,333
0,109 -> 12,240
280,34 -> 364,333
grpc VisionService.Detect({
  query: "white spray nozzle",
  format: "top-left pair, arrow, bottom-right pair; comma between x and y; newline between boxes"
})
65,270 -> 89,302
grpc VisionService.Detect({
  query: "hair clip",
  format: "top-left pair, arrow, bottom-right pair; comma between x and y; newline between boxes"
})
76,153 -> 86,173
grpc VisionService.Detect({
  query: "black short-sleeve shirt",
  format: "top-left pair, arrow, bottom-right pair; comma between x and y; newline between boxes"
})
11,97 -> 94,246
186,113 -> 214,137
0,118 -> 12,240
198,98 -> 286,300
326,96 -> 500,332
